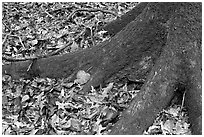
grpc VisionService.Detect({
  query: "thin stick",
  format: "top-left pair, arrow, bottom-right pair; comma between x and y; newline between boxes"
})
181,90 -> 186,110
45,11 -> 55,19
2,41 -> 73,62
46,41 -> 73,56
61,8 -> 118,25
71,8 -> 118,18
2,31 -> 12,45
2,33 -> 25,48
18,36 -> 25,48
2,33 -> 18,37
2,55 -> 37,62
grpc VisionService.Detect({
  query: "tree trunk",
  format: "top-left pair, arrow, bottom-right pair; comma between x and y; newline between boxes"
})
2,2 -> 201,135
109,3 -> 202,134
103,2 -> 148,36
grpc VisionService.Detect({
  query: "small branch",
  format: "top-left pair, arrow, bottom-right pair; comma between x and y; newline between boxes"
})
2,41 -> 73,62
2,33 -> 18,37
2,22 -> 10,31
45,10 -> 55,19
2,31 -> 12,46
18,35 -> 25,48
181,90 -> 186,111
72,8 -> 118,18
46,41 -> 73,56
61,8 -> 118,25
2,33 -> 25,48
2,55 -> 38,62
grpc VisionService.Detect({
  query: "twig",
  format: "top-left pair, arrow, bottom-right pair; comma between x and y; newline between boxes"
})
18,35 -> 25,48
61,8 -> 118,25
2,33 -> 25,48
2,31 -> 12,46
49,6 -> 76,14
72,8 -> 118,18
46,41 -> 73,56
2,55 -> 38,62
181,90 -> 186,111
2,41 -> 73,62
2,33 -> 17,37
2,22 -> 10,31
90,28 -> 95,47
45,10 -> 55,19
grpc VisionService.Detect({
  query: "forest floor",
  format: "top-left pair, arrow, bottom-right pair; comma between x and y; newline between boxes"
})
2,2 -> 191,135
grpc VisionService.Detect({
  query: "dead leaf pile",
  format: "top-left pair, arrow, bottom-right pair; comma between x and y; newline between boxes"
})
2,2 -> 138,62
143,105 -> 191,135
2,74 -> 140,135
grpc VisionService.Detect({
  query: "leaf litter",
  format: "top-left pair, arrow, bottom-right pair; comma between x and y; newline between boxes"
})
2,73 -> 191,135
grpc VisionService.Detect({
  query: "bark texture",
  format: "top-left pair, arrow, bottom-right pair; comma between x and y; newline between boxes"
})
109,3 -> 202,134
2,2 -> 202,135
103,2 -> 148,36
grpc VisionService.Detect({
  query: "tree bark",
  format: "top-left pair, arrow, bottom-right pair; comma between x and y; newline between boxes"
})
109,3 -> 202,134
103,2 -> 148,36
2,2 -> 201,135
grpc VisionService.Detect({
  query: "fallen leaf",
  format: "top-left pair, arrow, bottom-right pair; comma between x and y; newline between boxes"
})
102,83 -> 113,96
74,70 -> 90,85
70,41 -> 79,52
30,39 -> 38,46
102,107 -> 118,121
71,119 -> 81,131
22,95 -> 30,102
162,120 -> 174,134
167,107 -> 179,117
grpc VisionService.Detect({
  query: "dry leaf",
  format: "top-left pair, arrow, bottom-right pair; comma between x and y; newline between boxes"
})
22,95 -> 30,102
162,120 -> 174,133
30,39 -> 38,46
74,70 -> 90,85
102,83 -> 113,95
70,41 -> 79,52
